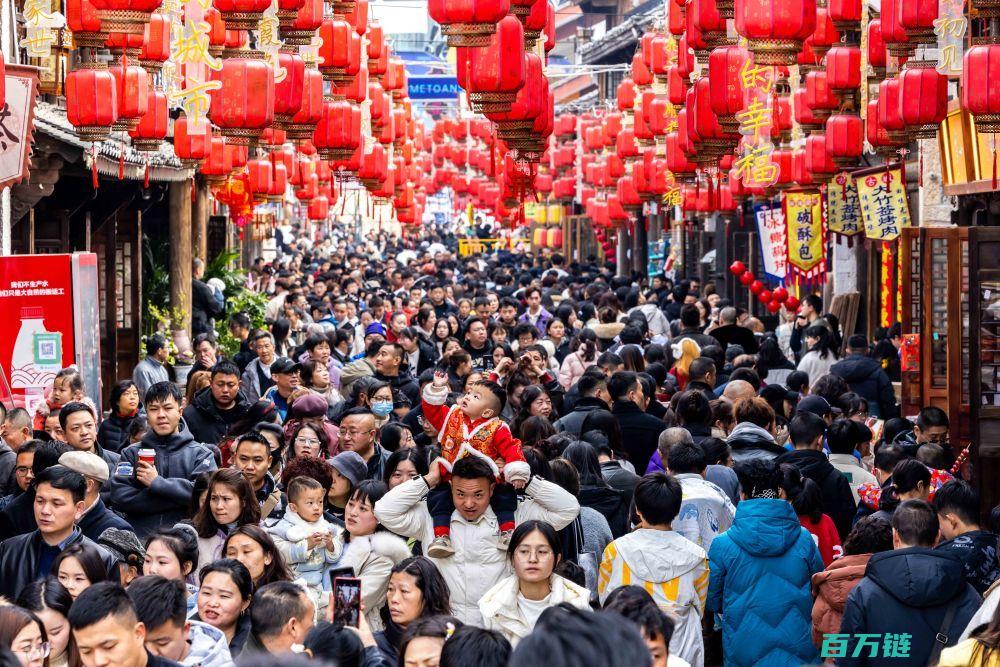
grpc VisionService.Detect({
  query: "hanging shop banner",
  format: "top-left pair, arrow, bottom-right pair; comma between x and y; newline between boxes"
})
827,172 -> 862,236
856,167 -> 911,242
0,66 -> 40,191
785,192 -> 825,278
754,201 -> 788,282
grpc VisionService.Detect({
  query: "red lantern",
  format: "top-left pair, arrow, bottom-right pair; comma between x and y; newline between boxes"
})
200,137 -> 233,185
899,0 -> 938,46
267,162 -> 288,202
729,260 -> 747,275
868,19 -> 887,76
129,89 -> 168,151
617,77 -> 637,111
827,0 -> 860,31
273,48 -> 306,128
735,0 -> 817,65
307,195 -> 329,220
138,12 -> 170,73
825,46 -> 861,94
880,0 -> 913,59
318,19 -> 362,84
281,0 -> 322,45
173,114 -> 212,168
313,100 -> 362,161
804,7 -> 837,60
825,113 -> 863,168
66,63 -> 118,141
878,77 -> 908,143
66,0 -> 105,47
285,67 -> 323,141
772,286 -> 788,303
209,51 -> 275,145
804,70 -> 838,120
963,45 -> 1000,134
428,0 -> 510,46
89,0 -> 160,35
247,158 -> 273,203
758,289 -> 772,303
785,295 -> 800,311
804,133 -> 837,182
709,44 -> 749,133
749,279 -> 764,295
212,0 -> 271,30
740,270 -> 755,286
898,62 -> 947,139
767,300 -> 782,313
110,63 -> 148,133
457,15 -> 526,114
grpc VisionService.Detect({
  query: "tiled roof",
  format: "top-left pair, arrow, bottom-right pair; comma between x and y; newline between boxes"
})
34,101 -> 190,182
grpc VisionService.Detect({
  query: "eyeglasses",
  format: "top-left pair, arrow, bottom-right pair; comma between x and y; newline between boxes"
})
15,466 -> 32,476
15,642 -> 50,659
296,437 -> 321,446
515,547 -> 553,560
339,430 -> 372,438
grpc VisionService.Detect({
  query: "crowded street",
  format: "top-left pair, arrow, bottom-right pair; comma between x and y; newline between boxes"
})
0,0 -> 997,665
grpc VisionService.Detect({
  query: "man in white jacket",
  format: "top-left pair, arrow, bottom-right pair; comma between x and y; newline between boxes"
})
374,455 -> 580,626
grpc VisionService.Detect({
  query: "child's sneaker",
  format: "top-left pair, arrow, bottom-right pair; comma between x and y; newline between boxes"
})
427,535 -> 455,558
497,529 -> 513,550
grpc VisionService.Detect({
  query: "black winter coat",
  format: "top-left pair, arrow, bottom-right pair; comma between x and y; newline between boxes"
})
97,411 -> 143,453
0,488 -> 35,542
374,372 -> 420,408
776,448 -> 856,540
78,497 -> 134,543
579,484 -> 631,538
191,278 -> 224,337
183,387 -> 253,447
0,529 -> 119,600
830,354 -> 900,419
838,548 -> 981,666
708,324 -> 760,353
611,400 -> 666,473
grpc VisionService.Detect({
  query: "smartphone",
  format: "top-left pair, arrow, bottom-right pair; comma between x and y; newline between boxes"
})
333,576 -> 362,627
328,566 -> 355,590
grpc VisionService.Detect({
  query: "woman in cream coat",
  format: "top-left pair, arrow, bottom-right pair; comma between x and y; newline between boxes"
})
478,520 -> 591,647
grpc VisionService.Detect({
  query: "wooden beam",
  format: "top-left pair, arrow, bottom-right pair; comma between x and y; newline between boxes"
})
192,176 -> 209,261
169,179 -> 193,333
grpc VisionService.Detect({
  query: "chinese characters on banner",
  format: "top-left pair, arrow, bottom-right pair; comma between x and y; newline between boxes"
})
827,173 -> 862,236
168,0 -> 222,130
856,167 -> 911,241
734,57 -> 777,189
754,202 -> 788,281
934,0 -> 966,77
19,0 -> 64,58
786,192 -> 826,280
880,245 -> 895,326
0,67 -> 40,190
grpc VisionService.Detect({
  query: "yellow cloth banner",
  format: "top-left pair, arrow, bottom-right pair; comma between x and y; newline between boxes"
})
458,238 -> 510,257
786,192 -> 825,277
856,167 -> 911,242
827,173 -> 863,236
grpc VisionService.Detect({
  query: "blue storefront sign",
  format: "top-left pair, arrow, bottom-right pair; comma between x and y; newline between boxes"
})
408,76 -> 461,101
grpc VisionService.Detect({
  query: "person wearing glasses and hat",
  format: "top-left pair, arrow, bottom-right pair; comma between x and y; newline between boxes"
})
58,450 -> 134,543
262,359 -> 302,423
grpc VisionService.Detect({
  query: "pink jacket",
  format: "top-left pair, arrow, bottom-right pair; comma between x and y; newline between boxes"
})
558,352 -> 596,390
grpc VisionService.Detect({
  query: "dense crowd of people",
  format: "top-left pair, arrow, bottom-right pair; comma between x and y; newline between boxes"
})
0,225 -> 997,667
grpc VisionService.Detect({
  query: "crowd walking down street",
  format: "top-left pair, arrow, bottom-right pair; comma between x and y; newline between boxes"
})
0,226 -> 996,667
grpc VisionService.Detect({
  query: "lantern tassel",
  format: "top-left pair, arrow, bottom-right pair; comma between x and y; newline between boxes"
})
919,150 -> 923,188
144,162 -> 150,189
91,145 -> 99,190
190,177 -> 196,203
119,151 -> 125,180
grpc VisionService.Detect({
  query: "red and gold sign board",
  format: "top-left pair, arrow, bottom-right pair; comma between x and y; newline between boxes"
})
785,192 -> 825,281
856,167 -> 910,242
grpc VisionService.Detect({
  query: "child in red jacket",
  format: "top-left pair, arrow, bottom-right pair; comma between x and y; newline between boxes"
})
421,371 -> 530,558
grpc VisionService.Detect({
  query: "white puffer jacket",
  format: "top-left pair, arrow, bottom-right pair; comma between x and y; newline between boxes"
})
335,531 -> 412,632
373,476 -> 580,626
478,574 -> 591,646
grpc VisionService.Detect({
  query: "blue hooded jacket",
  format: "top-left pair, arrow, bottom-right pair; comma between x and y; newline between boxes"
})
707,498 -> 824,666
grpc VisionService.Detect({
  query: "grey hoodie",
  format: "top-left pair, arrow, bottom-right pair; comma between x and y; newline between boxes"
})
183,621 -> 235,667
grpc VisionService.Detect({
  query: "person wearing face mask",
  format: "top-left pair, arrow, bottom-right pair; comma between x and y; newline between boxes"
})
368,383 -> 397,430
191,469 -> 262,577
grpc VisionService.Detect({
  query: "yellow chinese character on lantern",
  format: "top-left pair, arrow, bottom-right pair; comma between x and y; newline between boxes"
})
735,99 -> 772,142
734,144 -> 778,188
258,13 -> 287,83
21,28 -> 56,57
739,60 -> 773,94
22,0 -> 54,24
169,79 -> 222,124
171,19 -> 221,70
663,187 -> 682,207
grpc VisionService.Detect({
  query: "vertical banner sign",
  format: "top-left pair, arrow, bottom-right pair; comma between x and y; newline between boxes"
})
856,167 -> 911,241
734,56 -> 778,189
19,0 -> 64,58
880,243 -> 895,326
785,192 -> 826,280
0,66 -> 40,190
827,172 -> 862,236
754,202 -> 788,282
169,0 -> 222,130
934,0 -> 967,77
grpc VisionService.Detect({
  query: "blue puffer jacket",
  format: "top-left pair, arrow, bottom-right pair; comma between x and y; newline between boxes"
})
707,498 -> 824,667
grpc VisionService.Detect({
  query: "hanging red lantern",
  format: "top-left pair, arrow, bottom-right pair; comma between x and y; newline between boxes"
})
827,0 -> 860,31
772,286 -> 789,303
899,0 -> 938,46
729,260 -> 747,275
247,158 -> 273,203
825,113 -> 864,168
522,0 -> 547,48
898,61 -> 947,139
868,19 -> 887,78
174,114 -> 212,168
273,48 -> 306,128
66,0 -> 106,47
804,133 -> 837,182
880,0 -> 913,59
428,0 -> 510,46
330,66 -> 369,104
212,0 -> 271,30
739,270 -> 755,286
804,7 -> 837,60
281,0 -> 322,44
878,77 -> 908,144
825,46 -> 861,95
749,279 -> 764,295
669,0 -> 685,35
963,45 -> 1000,134
785,295 -> 800,311
767,300 -> 782,313
66,63 -> 118,141
284,68 -> 323,141
267,161 -> 288,202
690,0 -> 727,53
307,195 -> 329,220
129,88 -> 167,151
758,289 -> 772,303
709,44 -> 749,133
867,97 -> 901,157
543,0 -> 555,52
208,51 -> 275,145
804,70 -> 838,120
313,100 -> 362,160
110,62 -> 148,133
138,11 -> 170,74
735,0 -> 817,65
456,15 -> 526,114
318,19 -> 362,84
616,77 -> 637,111
200,137 -> 233,185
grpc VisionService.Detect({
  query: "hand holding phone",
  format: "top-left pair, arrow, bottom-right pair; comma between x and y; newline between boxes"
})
333,576 -> 362,627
